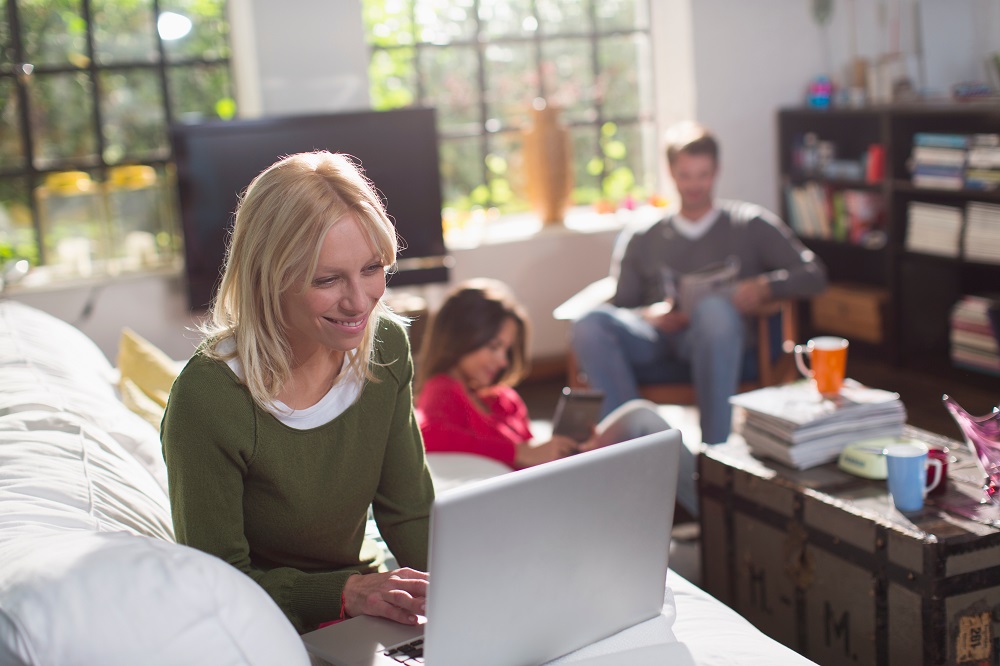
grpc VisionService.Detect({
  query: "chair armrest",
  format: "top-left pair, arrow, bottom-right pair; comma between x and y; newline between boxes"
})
553,276 -> 617,321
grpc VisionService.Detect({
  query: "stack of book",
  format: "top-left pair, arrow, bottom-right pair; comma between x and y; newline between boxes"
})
965,202 -> 1000,264
905,201 -> 962,257
950,294 -> 1000,376
910,133 -> 968,190
729,380 -> 907,470
966,134 -> 1000,191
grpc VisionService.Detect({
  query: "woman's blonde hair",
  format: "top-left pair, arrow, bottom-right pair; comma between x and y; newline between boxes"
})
415,278 -> 530,394
202,151 -> 404,409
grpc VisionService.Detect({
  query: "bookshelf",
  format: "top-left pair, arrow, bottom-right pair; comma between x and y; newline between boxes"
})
777,104 -> 1000,380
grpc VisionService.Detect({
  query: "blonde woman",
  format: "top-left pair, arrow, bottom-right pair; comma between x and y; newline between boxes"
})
162,152 -> 433,634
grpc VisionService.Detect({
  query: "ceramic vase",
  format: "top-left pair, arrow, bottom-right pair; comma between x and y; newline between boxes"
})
522,104 -> 574,226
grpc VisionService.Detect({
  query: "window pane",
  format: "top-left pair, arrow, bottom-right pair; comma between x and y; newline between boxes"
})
34,168 -> 106,272
100,69 -> 167,163
484,42 -> 536,131
19,0 -> 89,67
601,120 -> 655,201
421,45 -> 479,132
364,0 -> 415,48
479,0 -> 534,39
541,38 -> 595,125
438,136 -> 484,209
0,79 -> 25,170
487,130 -> 527,212
29,72 -> 97,168
169,63 -> 235,122
595,0 -> 648,31
160,0 -> 230,62
570,124 -> 601,204
599,33 -> 652,119
0,177 -> 38,266
91,0 -> 157,64
369,47 -> 416,110
537,0 -> 590,35
415,0 -> 475,43
105,163 -> 179,269
1,6 -> 12,64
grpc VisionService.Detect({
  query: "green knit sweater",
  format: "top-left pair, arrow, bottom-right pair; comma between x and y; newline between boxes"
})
161,318 -> 434,634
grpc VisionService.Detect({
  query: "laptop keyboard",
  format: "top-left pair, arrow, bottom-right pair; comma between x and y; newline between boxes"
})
384,637 -> 424,664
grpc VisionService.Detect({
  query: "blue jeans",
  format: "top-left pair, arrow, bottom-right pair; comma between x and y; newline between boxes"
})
570,294 -> 747,444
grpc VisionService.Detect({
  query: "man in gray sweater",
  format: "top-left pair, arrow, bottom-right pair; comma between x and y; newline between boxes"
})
571,122 -> 826,445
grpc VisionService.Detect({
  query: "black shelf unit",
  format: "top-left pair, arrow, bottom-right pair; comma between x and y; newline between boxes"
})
778,104 -> 1000,377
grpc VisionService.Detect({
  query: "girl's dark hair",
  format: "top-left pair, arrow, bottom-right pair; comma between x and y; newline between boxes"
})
416,279 -> 530,392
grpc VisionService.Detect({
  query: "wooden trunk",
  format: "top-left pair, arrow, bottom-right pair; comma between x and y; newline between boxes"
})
699,427 -> 1000,665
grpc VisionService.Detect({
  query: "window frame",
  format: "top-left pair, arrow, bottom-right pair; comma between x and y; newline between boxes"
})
363,0 -> 657,215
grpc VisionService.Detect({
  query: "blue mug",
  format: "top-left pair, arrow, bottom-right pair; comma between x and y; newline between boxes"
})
885,443 -> 943,512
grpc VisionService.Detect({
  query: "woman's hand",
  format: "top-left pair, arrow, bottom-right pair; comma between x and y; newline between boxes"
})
514,435 -> 578,468
343,568 -> 428,625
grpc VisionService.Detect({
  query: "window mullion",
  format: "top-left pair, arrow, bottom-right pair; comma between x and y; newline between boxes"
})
80,0 -> 107,172
152,0 -> 174,129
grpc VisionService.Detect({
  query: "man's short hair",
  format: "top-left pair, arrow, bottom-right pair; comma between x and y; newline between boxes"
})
664,121 -> 719,167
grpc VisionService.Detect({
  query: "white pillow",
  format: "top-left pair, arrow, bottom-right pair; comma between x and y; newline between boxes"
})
0,411 -> 173,541
0,301 -> 117,397
0,531 -> 309,666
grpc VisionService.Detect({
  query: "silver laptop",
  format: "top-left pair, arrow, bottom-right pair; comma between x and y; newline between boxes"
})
302,429 -> 682,666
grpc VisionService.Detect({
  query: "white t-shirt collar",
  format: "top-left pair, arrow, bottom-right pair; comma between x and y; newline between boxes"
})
672,206 -> 721,241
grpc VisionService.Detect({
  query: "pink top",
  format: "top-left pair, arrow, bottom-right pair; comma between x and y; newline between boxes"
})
415,374 -> 532,468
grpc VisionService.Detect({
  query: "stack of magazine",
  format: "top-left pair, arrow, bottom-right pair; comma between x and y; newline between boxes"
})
729,379 -> 907,469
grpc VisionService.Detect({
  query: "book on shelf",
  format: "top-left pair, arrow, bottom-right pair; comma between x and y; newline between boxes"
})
911,145 -> 967,167
913,132 -> 970,149
964,202 -> 1000,263
729,379 -> 907,470
905,201 -> 962,257
950,294 -> 1000,376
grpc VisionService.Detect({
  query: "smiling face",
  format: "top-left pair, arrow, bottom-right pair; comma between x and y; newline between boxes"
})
281,213 -> 387,360
669,151 -> 718,218
451,316 -> 519,392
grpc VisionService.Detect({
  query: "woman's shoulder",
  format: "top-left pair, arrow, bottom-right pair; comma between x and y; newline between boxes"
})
169,348 -> 250,412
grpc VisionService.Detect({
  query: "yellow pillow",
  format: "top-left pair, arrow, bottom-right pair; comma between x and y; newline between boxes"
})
120,376 -> 167,431
117,327 -> 179,409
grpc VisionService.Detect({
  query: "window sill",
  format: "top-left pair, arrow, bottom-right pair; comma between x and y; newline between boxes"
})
4,257 -> 184,296
443,205 -> 666,250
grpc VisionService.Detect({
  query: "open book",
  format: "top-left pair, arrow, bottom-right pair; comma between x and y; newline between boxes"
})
678,259 -> 740,314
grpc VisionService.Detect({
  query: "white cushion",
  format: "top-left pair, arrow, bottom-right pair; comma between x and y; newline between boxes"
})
426,452 -> 512,494
0,531 -> 309,666
0,411 -> 173,541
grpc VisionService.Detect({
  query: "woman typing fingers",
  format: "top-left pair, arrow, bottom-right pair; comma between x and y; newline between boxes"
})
343,568 -> 429,624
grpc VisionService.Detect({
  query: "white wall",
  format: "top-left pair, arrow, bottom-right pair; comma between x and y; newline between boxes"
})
229,0 -> 370,117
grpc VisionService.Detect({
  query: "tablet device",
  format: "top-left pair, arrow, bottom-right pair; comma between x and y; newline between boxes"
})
551,387 -> 604,443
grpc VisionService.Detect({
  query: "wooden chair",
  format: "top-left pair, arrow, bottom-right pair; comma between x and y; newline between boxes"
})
554,276 -> 800,405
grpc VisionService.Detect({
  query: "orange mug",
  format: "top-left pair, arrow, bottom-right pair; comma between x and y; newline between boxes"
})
794,336 -> 849,397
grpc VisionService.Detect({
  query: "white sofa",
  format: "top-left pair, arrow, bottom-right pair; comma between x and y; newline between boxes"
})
0,300 -> 815,666
0,301 -> 310,665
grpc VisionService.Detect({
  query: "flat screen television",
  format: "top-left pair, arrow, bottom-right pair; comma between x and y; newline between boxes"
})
170,107 -> 448,310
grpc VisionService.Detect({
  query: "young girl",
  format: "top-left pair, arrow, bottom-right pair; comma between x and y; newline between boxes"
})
415,280 -> 696,517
